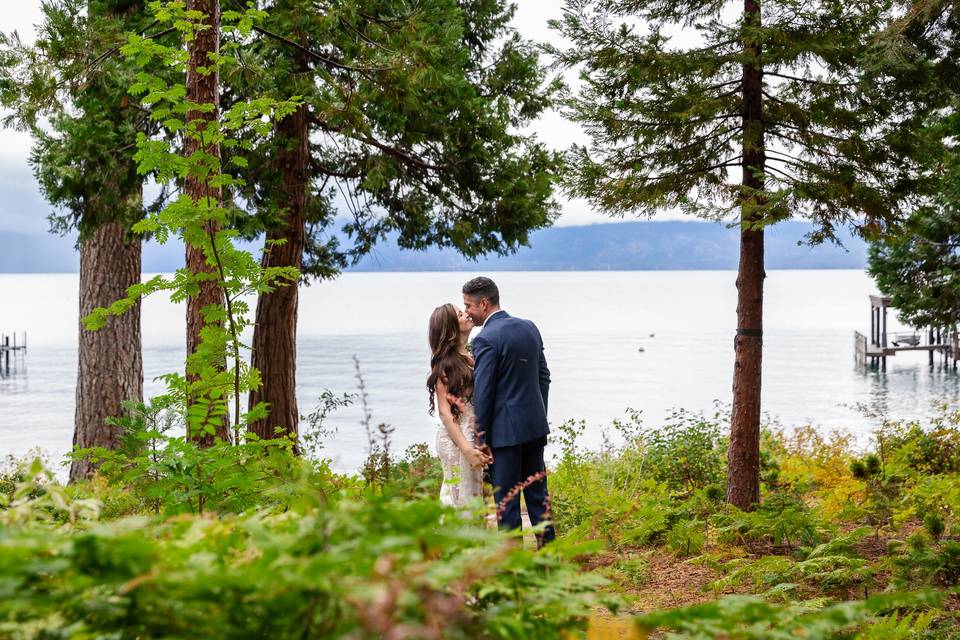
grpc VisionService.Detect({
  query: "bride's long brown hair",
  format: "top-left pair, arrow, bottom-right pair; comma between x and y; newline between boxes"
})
427,303 -> 473,416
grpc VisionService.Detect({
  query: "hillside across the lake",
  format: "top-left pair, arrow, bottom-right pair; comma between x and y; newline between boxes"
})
0,220 -> 866,273
353,220 -> 867,271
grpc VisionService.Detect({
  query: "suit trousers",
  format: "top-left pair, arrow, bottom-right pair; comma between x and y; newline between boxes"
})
491,435 -> 556,545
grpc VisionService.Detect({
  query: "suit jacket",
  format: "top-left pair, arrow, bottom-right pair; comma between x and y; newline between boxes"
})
471,311 -> 550,449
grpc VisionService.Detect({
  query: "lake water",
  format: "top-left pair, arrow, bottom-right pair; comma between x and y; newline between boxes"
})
1,270 -> 958,472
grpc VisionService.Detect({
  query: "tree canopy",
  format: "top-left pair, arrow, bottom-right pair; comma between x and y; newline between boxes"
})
0,0 -> 154,238
231,0 -> 562,279
869,111 -> 960,329
550,0 -> 951,237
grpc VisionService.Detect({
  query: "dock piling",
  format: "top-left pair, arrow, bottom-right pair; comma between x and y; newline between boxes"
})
0,331 -> 28,376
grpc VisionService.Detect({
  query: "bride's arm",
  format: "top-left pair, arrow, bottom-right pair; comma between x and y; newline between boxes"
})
436,380 -> 490,467
436,380 -> 474,454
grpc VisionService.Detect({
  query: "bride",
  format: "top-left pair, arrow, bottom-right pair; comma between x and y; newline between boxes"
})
427,303 -> 492,507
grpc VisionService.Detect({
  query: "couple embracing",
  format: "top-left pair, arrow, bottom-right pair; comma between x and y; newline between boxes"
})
427,276 -> 555,545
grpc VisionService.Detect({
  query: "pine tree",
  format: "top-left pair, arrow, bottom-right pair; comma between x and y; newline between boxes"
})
0,0 -> 152,481
869,109 -> 960,330
553,0 -> 955,509
226,0 -> 561,443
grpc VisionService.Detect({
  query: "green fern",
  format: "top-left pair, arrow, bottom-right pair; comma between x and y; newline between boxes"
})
853,610 -> 937,640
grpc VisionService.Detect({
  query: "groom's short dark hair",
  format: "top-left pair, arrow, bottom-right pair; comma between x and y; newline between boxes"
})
463,276 -> 500,305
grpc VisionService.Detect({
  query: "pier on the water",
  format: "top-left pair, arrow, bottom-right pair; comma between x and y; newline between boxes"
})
0,331 -> 27,375
855,296 -> 958,370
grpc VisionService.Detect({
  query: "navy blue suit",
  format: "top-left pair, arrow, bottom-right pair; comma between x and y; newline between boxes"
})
472,310 -> 555,543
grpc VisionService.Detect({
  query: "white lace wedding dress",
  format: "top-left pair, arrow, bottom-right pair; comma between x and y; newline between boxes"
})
436,401 -> 484,508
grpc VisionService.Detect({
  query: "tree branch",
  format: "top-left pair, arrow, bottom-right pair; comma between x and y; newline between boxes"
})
315,119 -> 443,172
338,17 -> 397,54
765,71 -> 856,88
358,10 -> 418,26
252,25 -> 399,74
761,163 -> 796,183
764,152 -> 816,172
634,157 -> 743,183
766,129 -> 847,161
310,157 -> 364,179
765,120 -> 856,145
761,89 -> 791,108
605,112 -> 741,130
704,78 -> 742,92
626,125 -> 740,159
81,26 -> 176,83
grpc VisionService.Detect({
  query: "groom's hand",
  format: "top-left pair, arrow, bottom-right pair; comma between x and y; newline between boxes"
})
466,446 -> 492,469
479,444 -> 493,466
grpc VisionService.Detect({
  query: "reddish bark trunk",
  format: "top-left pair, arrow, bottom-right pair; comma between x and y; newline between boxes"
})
185,0 -> 230,445
727,0 -> 766,511
248,103 -> 308,444
70,221 -> 143,482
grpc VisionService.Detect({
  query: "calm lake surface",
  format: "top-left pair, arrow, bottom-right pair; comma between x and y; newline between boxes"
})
1,270 -> 958,472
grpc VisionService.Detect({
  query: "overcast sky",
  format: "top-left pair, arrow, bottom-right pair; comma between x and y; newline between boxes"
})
0,2 -> 636,236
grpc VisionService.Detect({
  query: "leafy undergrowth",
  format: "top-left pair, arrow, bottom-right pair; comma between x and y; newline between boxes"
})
549,407 -> 960,637
5,406 -> 960,637
0,458 -> 610,639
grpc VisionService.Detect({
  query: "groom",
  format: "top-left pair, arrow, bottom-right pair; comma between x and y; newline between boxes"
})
463,276 -> 555,545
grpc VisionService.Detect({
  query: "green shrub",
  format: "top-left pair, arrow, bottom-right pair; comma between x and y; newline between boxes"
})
905,475 -> 960,537
0,463 -> 611,639
636,408 -> 727,494
635,591 -> 944,639
712,492 -> 826,549
711,528 -> 873,595
550,415 -> 674,546
881,422 -> 960,476
666,518 -> 707,557
69,397 -> 354,518
935,541 -> 960,586
847,454 -> 900,531
704,484 -> 725,502
385,443 -> 444,498
889,532 -> 960,589
924,512 -> 946,540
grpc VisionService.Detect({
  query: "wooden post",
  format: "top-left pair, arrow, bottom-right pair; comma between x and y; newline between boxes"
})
881,306 -> 888,371
875,307 -> 881,345
3,335 -> 9,373
950,325 -> 960,371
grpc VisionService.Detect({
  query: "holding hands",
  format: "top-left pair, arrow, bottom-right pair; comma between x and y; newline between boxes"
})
464,445 -> 493,469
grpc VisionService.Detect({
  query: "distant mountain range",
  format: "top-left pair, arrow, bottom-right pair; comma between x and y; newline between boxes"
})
0,220 -> 867,274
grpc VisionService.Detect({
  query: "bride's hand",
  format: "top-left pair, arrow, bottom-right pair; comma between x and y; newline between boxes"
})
465,446 -> 492,469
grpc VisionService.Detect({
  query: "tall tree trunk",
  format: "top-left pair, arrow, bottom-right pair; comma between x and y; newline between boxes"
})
185,0 -> 230,445
727,0 -> 766,511
70,221 -> 143,482
248,102 -> 308,444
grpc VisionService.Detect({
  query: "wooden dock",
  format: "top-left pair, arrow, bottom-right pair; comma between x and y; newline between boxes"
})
0,331 -> 27,376
857,296 -> 958,370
